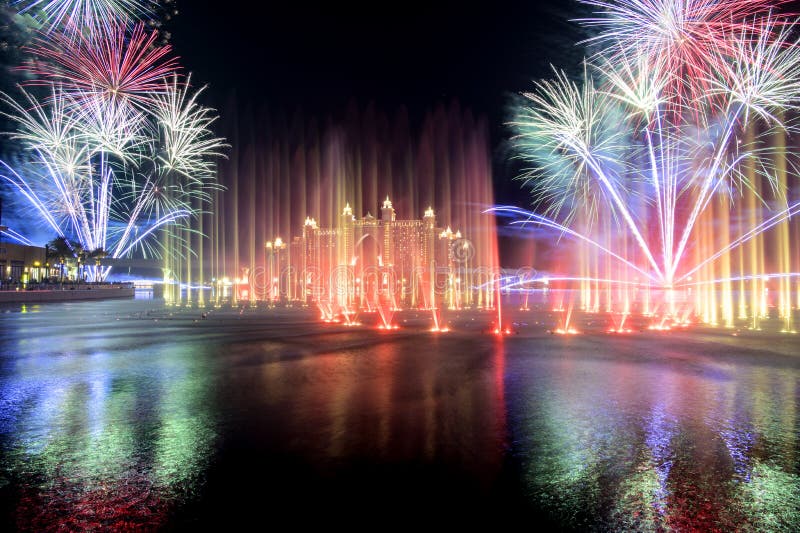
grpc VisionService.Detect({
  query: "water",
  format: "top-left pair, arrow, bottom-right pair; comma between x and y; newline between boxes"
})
0,300 -> 798,530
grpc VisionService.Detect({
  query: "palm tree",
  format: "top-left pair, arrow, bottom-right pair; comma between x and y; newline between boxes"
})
46,236 -> 74,283
88,248 -> 108,282
74,244 -> 85,282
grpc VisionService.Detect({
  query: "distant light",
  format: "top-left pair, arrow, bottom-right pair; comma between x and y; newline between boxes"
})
554,328 -> 579,335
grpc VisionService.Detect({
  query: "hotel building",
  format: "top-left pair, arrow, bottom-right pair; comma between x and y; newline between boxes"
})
265,197 -> 484,309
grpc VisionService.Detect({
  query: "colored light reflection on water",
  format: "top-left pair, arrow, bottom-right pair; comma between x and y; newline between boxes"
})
0,302 -> 217,530
0,301 -> 798,529
508,333 -> 800,530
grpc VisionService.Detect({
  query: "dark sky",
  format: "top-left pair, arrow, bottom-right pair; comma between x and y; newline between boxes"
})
167,1 -> 592,202
168,0 -> 588,117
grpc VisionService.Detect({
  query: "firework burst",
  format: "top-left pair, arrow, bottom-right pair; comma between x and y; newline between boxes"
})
1,16 -> 224,282
579,0 -> 793,101
510,0 -> 800,324
23,20 -> 179,110
14,0 -> 161,32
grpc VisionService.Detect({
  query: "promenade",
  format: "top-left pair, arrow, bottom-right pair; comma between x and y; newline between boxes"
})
0,283 -> 134,303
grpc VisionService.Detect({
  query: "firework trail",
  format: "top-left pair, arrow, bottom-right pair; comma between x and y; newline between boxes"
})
15,1 -> 160,33
0,14 -> 225,281
511,0 -> 800,292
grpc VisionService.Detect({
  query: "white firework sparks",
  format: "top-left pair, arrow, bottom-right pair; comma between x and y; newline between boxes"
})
0,16 -> 225,281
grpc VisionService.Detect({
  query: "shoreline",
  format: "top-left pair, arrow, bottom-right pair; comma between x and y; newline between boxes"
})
0,285 -> 135,303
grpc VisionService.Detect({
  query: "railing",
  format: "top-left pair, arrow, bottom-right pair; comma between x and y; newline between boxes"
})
0,281 -> 134,292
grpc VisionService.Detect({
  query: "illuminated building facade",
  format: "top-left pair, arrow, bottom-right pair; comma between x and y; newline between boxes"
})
268,197 -> 477,310
0,239 -> 48,286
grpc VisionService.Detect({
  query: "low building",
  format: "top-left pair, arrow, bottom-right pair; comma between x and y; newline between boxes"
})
0,241 -> 47,285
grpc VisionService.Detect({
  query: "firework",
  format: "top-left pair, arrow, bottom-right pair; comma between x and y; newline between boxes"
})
579,0 -> 791,100
510,0 -> 800,325
0,18 -> 224,282
23,20 -> 179,109
153,75 -> 226,181
14,0 -> 160,32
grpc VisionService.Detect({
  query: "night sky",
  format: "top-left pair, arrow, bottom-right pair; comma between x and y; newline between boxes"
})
169,1 -> 588,117
167,0 -> 593,201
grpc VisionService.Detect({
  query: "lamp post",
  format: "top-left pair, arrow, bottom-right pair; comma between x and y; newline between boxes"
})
74,245 -> 85,283
265,241 -> 272,302
91,249 -> 107,283
462,239 -> 471,307
439,227 -> 457,309
274,237 -> 285,303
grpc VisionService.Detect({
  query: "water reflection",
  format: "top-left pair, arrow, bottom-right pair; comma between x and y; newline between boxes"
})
250,332 -> 509,478
0,304 -> 217,530
0,302 -> 798,529
506,339 -> 800,530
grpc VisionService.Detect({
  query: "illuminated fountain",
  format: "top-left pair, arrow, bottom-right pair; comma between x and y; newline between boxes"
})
296,197 -> 473,330
207,103 -> 503,332
500,0 -> 800,333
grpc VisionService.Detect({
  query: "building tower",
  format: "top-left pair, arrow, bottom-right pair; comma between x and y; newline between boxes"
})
381,196 -> 395,267
339,203 -> 355,306
302,216 -> 319,302
423,206 -> 436,265
341,202 -> 354,267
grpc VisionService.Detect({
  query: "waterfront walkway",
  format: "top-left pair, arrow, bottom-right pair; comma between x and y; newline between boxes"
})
0,282 -> 134,303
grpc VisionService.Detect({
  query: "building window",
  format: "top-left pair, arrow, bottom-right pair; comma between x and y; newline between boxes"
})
10,261 -> 24,282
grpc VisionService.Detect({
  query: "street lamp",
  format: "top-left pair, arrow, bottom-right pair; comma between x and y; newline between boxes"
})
439,227 -> 457,309
265,241 -> 272,302
273,237 -> 286,302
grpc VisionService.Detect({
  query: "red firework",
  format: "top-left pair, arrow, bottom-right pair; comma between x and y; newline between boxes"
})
581,0 -> 796,102
23,19 -> 180,107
